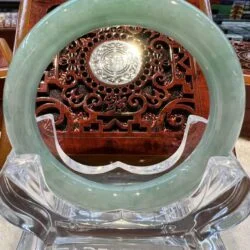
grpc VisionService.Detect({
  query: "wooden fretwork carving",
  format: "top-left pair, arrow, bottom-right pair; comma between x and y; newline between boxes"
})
36,25 -> 209,156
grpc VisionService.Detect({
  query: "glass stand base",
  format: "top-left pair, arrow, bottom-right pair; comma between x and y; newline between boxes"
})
17,231 -> 226,250
0,116 -> 250,250
1,153 -> 249,250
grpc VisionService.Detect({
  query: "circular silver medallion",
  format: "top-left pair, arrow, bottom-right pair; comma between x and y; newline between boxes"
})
89,40 -> 143,85
243,52 -> 250,60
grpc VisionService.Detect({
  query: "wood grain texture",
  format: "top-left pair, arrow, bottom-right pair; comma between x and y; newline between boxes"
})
0,38 -> 12,163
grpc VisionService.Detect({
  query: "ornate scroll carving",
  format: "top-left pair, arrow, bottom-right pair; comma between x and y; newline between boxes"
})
231,41 -> 250,75
36,26 -> 196,138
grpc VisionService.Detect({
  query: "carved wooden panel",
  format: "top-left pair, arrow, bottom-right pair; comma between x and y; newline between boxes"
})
231,41 -> 250,75
37,26 -> 198,133
36,25 -> 209,156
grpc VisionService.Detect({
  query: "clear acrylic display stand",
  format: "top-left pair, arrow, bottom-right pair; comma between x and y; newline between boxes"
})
0,115 -> 249,250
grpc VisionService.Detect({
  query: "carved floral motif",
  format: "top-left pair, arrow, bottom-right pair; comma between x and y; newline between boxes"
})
36,26 -> 196,135
231,41 -> 250,75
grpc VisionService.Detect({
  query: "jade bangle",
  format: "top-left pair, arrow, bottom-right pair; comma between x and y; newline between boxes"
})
4,0 -> 245,211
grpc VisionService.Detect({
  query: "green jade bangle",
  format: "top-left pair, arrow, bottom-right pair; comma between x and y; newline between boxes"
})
4,0 -> 245,211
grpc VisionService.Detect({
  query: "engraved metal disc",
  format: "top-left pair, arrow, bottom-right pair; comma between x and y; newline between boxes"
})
242,52 -> 250,60
89,40 -> 143,85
